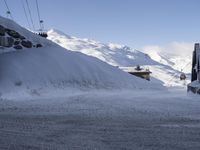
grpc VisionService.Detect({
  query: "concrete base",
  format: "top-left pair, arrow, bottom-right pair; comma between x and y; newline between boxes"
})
188,81 -> 200,94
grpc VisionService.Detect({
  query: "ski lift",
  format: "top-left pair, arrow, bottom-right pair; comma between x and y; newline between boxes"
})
36,20 -> 48,38
180,73 -> 186,80
40,20 -> 44,24
38,32 -> 48,38
6,10 -> 11,18
6,10 -> 10,15
36,0 -> 48,38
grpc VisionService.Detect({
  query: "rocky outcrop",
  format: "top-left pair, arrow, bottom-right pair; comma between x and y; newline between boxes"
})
19,35 -> 25,40
36,43 -> 42,48
0,25 -> 43,52
6,29 -> 20,39
0,36 -> 14,47
13,45 -> 23,50
0,25 -> 5,36
14,40 -> 20,45
21,40 -> 32,48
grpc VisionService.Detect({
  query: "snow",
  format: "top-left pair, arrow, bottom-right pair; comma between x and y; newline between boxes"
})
0,16 -> 200,150
47,29 -> 191,87
47,29 -> 157,67
0,89 -> 200,149
141,47 -> 192,74
188,80 -> 200,89
0,16 -> 161,100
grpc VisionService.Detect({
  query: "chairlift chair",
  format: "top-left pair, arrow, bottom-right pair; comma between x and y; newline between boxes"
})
38,32 -> 48,38
180,73 -> 186,81
38,20 -> 48,38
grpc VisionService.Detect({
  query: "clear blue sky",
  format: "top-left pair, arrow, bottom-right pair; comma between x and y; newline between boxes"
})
0,0 -> 199,48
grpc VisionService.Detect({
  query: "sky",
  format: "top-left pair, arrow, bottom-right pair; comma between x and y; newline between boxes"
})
0,0 -> 199,53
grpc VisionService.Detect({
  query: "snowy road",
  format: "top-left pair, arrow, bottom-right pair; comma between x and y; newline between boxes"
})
0,89 -> 200,150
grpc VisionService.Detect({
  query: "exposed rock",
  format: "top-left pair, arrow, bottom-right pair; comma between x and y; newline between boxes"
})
19,35 -> 26,40
0,36 -> 14,47
14,40 -> 20,45
21,40 -> 32,48
13,45 -> 23,50
6,29 -> 20,39
36,43 -> 42,48
0,25 -> 6,36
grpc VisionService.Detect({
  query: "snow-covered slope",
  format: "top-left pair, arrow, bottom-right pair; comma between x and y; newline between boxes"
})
0,16 -> 157,99
48,29 -> 190,87
48,29 -> 158,67
141,49 -> 192,74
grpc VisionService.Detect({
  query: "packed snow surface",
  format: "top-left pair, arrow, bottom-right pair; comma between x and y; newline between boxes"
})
48,29 -> 191,87
0,89 -> 200,150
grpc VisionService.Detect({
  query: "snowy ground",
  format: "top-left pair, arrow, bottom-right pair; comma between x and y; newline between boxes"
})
0,88 -> 200,150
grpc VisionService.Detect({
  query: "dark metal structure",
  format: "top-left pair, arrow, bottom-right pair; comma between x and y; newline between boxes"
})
180,73 -> 186,81
192,43 -> 200,81
188,43 -> 200,94
38,32 -> 48,38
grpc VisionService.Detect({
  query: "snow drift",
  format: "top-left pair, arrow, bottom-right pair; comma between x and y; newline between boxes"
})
0,16 -> 157,99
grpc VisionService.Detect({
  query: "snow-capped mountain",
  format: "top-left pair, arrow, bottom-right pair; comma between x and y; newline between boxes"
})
0,16 -> 156,99
48,29 -> 190,87
47,29 -> 158,67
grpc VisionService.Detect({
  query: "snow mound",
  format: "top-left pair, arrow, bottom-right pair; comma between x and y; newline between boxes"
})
0,16 -> 158,99
48,29 -> 190,87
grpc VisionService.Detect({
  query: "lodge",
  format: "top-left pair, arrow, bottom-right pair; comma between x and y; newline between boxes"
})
120,65 -> 152,81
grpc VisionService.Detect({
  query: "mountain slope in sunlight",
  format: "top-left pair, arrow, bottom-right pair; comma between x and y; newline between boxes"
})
48,29 -> 190,87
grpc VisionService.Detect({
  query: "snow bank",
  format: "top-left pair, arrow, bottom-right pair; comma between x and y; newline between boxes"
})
0,16 -> 159,99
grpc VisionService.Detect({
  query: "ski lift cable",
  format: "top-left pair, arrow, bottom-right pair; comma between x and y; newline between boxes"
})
181,61 -> 192,72
3,0 -> 14,20
25,0 -> 35,31
35,0 -> 43,30
167,62 -> 190,85
166,61 -> 192,86
21,0 -> 31,30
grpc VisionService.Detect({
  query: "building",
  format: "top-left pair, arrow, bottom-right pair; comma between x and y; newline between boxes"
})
188,43 -> 200,94
120,66 -> 152,81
